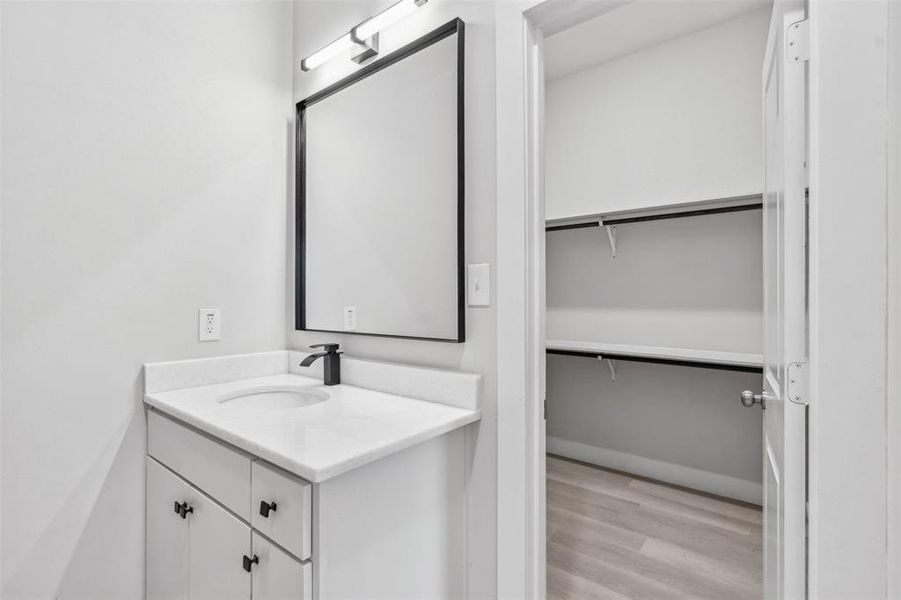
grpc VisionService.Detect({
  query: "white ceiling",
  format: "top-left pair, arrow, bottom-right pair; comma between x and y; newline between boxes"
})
544,0 -> 771,81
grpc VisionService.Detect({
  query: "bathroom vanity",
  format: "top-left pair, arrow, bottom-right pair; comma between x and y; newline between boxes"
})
143,18 -> 478,600
144,351 -> 480,600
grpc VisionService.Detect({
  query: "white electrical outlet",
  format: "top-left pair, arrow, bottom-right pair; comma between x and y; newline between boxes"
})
343,306 -> 357,331
198,308 -> 221,342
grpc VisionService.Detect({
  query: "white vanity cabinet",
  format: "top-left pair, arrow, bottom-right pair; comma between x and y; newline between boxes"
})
145,406 -> 465,599
146,411 -> 313,600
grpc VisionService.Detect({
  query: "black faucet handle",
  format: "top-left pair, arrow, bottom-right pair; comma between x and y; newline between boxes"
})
310,343 -> 340,353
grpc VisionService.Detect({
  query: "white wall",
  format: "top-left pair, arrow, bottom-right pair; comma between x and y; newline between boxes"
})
890,0 -> 901,595
808,0 -> 890,597
545,9 -> 770,220
0,2 -> 293,598
291,2 -> 497,597
493,2 -> 547,597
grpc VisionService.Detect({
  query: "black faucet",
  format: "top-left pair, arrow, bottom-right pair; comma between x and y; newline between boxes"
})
300,343 -> 342,386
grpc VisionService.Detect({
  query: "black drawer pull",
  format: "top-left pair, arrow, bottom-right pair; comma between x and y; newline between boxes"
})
259,500 -> 277,518
242,554 -> 259,573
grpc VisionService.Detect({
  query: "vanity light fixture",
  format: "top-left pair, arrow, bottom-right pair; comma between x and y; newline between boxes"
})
300,33 -> 357,72
300,0 -> 428,72
352,0 -> 428,42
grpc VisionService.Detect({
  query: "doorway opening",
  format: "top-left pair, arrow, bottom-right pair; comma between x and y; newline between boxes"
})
539,2 -> 771,597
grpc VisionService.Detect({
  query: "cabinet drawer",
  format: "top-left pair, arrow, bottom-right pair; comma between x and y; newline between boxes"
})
148,409 -> 251,520
252,532 -> 312,600
251,461 -> 312,560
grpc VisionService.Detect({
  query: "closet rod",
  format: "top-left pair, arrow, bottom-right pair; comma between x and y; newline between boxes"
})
546,348 -> 763,374
546,221 -> 600,232
545,197 -> 763,232
603,202 -> 761,226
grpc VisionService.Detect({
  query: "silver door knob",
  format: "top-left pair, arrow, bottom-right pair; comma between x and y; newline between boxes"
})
740,390 -> 765,409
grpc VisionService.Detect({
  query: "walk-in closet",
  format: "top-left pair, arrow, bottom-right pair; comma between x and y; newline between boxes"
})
543,3 -> 770,598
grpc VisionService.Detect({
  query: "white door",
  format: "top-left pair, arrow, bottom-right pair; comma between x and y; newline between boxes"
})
760,2 -> 808,598
188,485 -> 252,600
146,458 -> 190,600
251,532 -> 313,600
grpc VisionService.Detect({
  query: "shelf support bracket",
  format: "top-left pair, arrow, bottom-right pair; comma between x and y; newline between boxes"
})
598,355 -> 616,382
601,221 -> 617,258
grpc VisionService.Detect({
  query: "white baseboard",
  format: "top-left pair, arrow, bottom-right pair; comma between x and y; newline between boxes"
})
547,436 -> 762,505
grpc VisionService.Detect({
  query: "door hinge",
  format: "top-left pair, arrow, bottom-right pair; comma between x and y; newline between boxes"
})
543,398 -> 547,420
787,19 -> 810,63
787,361 -> 809,405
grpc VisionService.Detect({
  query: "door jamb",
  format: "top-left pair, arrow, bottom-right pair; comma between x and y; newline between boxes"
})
495,2 -> 637,598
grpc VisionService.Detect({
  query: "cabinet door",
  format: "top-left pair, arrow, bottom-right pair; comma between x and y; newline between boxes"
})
251,532 -> 312,600
146,457 -> 190,600
188,487 -> 251,600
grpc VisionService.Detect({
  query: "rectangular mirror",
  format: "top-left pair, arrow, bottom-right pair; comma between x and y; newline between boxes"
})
296,19 -> 464,342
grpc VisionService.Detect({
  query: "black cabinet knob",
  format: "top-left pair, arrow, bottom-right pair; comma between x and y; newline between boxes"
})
259,500 -> 277,518
173,501 -> 193,519
242,554 -> 259,573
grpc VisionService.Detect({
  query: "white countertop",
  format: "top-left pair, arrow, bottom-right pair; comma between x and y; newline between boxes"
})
145,373 -> 480,483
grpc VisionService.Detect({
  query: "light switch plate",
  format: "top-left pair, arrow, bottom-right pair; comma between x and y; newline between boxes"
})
343,305 -> 357,331
198,308 -> 221,342
467,263 -> 490,307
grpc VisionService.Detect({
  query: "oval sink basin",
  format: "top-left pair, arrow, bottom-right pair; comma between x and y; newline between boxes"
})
217,384 -> 329,411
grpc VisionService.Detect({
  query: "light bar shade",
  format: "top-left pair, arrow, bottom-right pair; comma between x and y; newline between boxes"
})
300,0 -> 428,72
351,0 -> 427,43
300,33 -> 356,72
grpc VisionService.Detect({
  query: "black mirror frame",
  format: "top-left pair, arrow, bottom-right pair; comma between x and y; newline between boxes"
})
295,18 -> 465,343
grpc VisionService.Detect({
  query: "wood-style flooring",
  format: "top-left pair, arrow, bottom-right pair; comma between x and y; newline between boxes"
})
547,455 -> 762,600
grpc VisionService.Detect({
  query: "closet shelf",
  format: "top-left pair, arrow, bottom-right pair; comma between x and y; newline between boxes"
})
545,193 -> 763,233
546,339 -> 763,373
